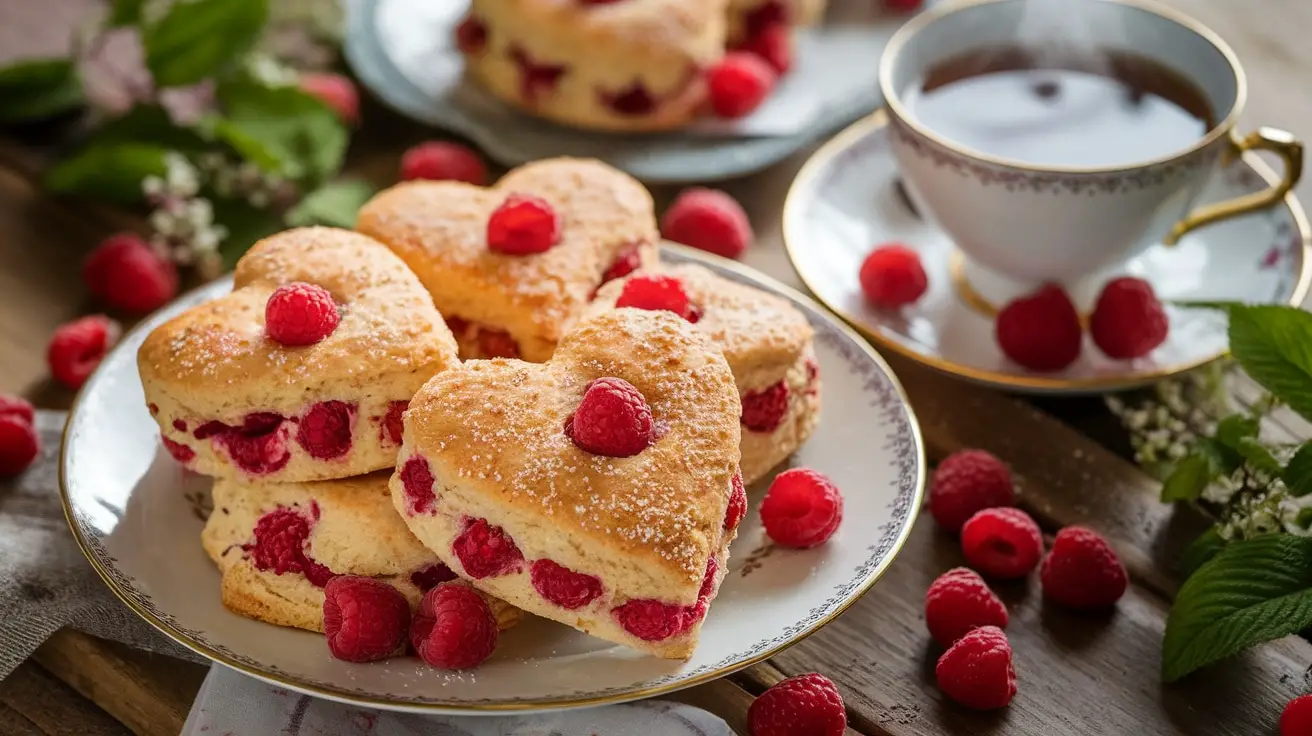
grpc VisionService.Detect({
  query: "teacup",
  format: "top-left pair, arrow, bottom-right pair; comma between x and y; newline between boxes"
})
879,0 -> 1303,307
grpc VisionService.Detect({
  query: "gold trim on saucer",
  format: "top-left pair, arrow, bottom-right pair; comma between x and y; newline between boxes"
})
782,111 -> 1312,394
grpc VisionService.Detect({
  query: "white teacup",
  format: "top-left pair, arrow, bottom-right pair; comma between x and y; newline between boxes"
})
879,0 -> 1303,306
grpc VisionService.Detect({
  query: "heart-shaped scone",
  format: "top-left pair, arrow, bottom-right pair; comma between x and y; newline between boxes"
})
588,263 -> 820,484
356,158 -> 659,362
139,227 -> 458,482
389,309 -> 742,660
203,473 -> 520,635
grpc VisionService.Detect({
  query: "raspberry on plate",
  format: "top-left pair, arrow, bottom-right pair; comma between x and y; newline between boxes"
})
0,394 -> 35,425
47,315 -> 120,389
748,672 -> 847,736
299,72 -> 360,125
615,274 -> 700,322
0,414 -> 39,478
399,141 -> 488,185
925,567 -> 1008,647
410,583 -> 499,670
487,193 -> 561,255
929,449 -> 1015,532
960,507 -> 1043,579
567,377 -> 654,457
1282,694 -> 1312,736
661,188 -> 754,260
935,625 -> 1017,710
760,467 -> 843,548
708,52 -> 778,118
322,576 -> 410,662
995,284 -> 1083,372
1040,526 -> 1127,609
1090,276 -> 1169,359
265,282 -> 340,347
859,244 -> 928,309
82,232 -> 178,315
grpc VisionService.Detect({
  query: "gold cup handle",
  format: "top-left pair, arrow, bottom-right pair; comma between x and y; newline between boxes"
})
1164,127 -> 1304,245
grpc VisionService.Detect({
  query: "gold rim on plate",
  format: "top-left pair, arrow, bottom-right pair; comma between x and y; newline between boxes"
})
57,243 -> 927,712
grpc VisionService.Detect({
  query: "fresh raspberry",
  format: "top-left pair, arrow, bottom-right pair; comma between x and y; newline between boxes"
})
410,583 -> 498,670
748,673 -> 847,736
476,327 -> 520,359
925,567 -> 1009,647
382,400 -> 407,445
615,274 -> 699,322
200,413 -> 290,475
759,468 -> 843,548
600,242 -> 644,285
885,0 -> 924,10
929,449 -> 1015,532
613,598 -> 692,642
0,415 -> 39,477
410,563 -> 458,591
1040,526 -> 1127,609
1089,277 -> 1169,359
322,576 -> 409,662
1282,695 -> 1312,736
707,52 -> 777,119
487,193 -> 560,255
400,455 -> 436,514
741,380 -> 789,433
454,15 -> 488,55
935,626 -> 1016,710
724,472 -> 747,531
82,233 -> 178,315
859,244 -> 928,309
265,283 -> 340,346
0,394 -> 34,425
960,508 -> 1043,580
244,506 -> 336,587
739,24 -> 793,75
47,315 -> 120,389
567,377 -> 654,457
399,141 -> 488,185
299,72 -> 360,125
661,188 -> 753,260
453,518 -> 525,578
296,401 -> 355,459
995,285 -> 1082,372
161,437 -> 195,464
531,559 -> 604,609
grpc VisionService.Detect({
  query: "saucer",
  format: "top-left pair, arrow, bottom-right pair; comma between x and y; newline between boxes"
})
784,111 -> 1312,395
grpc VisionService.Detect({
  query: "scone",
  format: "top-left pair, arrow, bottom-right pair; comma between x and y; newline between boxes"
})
588,264 -> 820,484
139,227 -> 459,482
357,158 -> 659,362
202,472 -> 520,634
390,309 -> 742,660
726,0 -> 827,44
456,0 -> 727,132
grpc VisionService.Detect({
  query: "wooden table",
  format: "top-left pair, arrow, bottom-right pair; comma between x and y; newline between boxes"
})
3,1 -> 1312,733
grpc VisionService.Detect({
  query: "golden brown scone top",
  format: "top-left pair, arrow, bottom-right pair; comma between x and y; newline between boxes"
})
477,0 -> 728,49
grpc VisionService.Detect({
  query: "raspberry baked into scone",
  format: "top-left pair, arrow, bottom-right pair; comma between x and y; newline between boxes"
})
589,264 -> 820,485
357,158 -> 659,362
202,472 -> 520,634
390,309 -> 743,659
726,0 -> 827,44
456,0 -> 727,132
139,227 -> 459,482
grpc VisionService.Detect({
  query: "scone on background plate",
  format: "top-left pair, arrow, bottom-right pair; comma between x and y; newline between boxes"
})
389,309 -> 742,660
139,227 -> 459,483
357,158 -> 659,362
589,263 -> 820,485
202,472 -> 519,634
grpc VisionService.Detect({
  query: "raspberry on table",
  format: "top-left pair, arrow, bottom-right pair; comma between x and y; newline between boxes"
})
296,400 -> 355,459
487,193 -> 561,255
661,188 -> 753,260
935,626 -> 1017,710
0,394 -> 35,425
265,282 -> 340,346
929,449 -> 1015,532
567,377 -> 654,458
400,455 -> 436,515
741,380 -> 789,433
322,576 -> 409,662
1282,694 -> 1312,736
995,284 -> 1083,372
748,672 -> 847,736
708,52 -> 778,119
531,559 -> 605,609
760,468 -> 843,548
724,473 -> 747,531
739,24 -> 793,76
47,315 -> 120,389
453,518 -> 525,578
1040,526 -> 1127,609
400,141 -> 488,185
859,244 -> 928,309
615,274 -> 700,322
82,232 -> 178,315
613,598 -> 692,641
299,72 -> 360,125
960,507 -> 1044,580
1089,277 -> 1169,359
925,567 -> 1009,647
0,415 -> 39,478
410,583 -> 499,670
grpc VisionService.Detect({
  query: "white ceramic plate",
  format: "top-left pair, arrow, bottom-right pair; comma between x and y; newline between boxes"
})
784,112 -> 1312,395
61,247 -> 925,714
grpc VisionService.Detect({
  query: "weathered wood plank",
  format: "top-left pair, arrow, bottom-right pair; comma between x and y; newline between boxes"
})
0,660 -> 132,736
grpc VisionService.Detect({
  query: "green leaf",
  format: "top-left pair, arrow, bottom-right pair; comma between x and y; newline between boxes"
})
142,0 -> 269,87
1285,442 -> 1312,497
1215,415 -> 1260,450
1162,534 -> 1312,682
285,180 -> 377,228
107,0 -> 146,26
1180,526 -> 1228,578
43,143 -> 168,203
1161,453 -> 1214,502
213,197 -> 282,268
1225,305 -> 1312,423
213,80 -> 347,185
0,59 -> 84,123
1237,438 -> 1282,475
1195,436 -> 1241,476
93,106 -> 209,151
